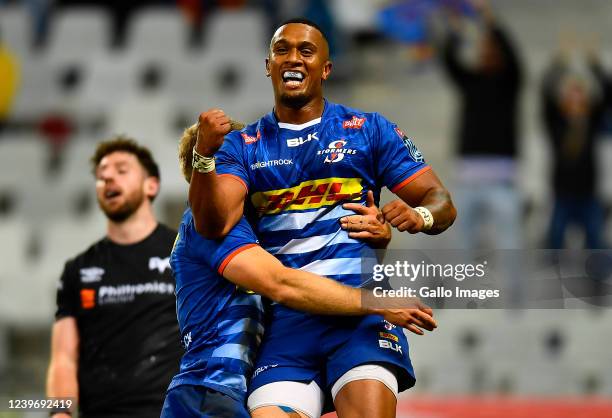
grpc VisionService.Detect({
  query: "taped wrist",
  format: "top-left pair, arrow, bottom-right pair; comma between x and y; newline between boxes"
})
192,147 -> 215,174
414,206 -> 434,230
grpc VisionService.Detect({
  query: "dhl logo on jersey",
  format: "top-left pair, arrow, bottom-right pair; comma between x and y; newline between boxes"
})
251,177 -> 363,215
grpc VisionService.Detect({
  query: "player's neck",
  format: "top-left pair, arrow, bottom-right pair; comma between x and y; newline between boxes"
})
274,97 -> 324,125
106,203 -> 158,245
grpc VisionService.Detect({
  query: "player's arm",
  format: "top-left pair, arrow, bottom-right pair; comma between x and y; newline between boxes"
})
223,246 -> 436,334
383,169 -> 456,235
189,109 -> 246,239
46,317 -> 79,417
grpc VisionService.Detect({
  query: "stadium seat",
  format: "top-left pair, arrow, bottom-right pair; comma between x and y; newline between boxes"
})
0,5 -> 32,54
127,7 -> 188,60
22,215 -> 107,324
329,0 -> 379,34
0,137 -> 48,216
50,138 -> 98,218
8,55 -> 56,119
75,52 -> 135,118
204,9 -> 268,55
0,217 -> 36,325
45,7 -> 112,62
106,93 -> 175,151
150,140 -> 187,203
182,51 -> 272,121
0,217 -> 31,276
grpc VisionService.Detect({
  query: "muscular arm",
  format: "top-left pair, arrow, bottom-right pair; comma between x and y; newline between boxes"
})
189,172 -> 246,238
383,169 -> 456,235
223,246 -> 436,333
46,317 -> 79,416
188,110 -> 247,238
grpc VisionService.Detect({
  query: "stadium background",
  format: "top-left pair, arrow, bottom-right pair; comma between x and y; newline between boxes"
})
0,0 -> 611,416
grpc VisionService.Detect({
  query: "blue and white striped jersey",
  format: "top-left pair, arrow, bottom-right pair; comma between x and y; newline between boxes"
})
216,100 -> 429,288
167,208 -> 264,403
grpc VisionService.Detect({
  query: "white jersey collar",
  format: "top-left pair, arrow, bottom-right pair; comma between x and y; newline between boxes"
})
277,117 -> 321,131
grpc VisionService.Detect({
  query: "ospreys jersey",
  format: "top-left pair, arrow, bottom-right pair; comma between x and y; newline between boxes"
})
168,209 -> 265,403
55,224 -> 181,418
216,100 -> 429,288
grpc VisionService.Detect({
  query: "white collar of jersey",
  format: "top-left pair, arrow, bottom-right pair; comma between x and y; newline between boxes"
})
277,117 -> 321,131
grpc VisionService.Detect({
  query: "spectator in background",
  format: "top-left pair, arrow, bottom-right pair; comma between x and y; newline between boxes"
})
0,29 -> 20,131
46,137 -> 181,418
542,45 -> 611,249
441,0 -> 523,249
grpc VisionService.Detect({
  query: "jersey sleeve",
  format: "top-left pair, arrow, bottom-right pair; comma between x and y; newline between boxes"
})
186,216 -> 259,275
373,114 -> 431,193
214,131 -> 250,192
55,260 -> 79,320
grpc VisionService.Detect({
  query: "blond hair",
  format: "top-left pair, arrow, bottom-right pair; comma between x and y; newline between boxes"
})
178,123 -> 198,184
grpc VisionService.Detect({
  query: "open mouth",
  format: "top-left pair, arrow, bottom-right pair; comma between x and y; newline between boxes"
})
104,189 -> 121,200
282,71 -> 305,87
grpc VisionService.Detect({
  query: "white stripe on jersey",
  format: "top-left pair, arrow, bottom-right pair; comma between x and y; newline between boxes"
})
273,230 -> 359,255
298,258 -> 363,276
259,206 -> 355,232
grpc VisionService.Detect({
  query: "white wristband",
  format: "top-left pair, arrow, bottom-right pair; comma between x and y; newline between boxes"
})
414,206 -> 434,230
192,147 -> 215,174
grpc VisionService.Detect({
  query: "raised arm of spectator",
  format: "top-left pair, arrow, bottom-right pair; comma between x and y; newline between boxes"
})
540,57 -> 566,141
587,54 -> 612,109
441,25 -> 470,86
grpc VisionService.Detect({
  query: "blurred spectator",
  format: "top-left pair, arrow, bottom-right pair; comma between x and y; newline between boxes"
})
0,31 -> 20,131
541,48 -> 611,249
441,0 -> 523,249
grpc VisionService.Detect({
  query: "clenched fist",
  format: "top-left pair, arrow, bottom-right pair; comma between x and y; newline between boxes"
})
195,109 -> 233,157
381,200 -> 425,233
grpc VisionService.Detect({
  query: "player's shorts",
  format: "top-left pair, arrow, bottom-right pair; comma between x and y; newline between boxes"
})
248,310 -> 415,397
161,384 -> 249,418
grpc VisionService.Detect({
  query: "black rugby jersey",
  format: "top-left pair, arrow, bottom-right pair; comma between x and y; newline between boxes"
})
55,224 -> 181,418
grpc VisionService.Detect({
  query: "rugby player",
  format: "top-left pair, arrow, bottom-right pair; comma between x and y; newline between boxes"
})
47,138 -> 182,418
160,126 -> 436,417
188,18 -> 456,418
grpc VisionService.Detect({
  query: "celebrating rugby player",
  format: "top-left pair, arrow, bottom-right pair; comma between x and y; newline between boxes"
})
189,18 -> 456,418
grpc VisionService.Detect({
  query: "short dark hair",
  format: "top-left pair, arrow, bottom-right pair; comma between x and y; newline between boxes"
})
277,17 -> 328,44
91,135 -> 160,181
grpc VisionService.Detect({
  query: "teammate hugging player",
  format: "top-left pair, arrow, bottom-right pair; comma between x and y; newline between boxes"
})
160,126 -> 436,418
189,18 -> 456,418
